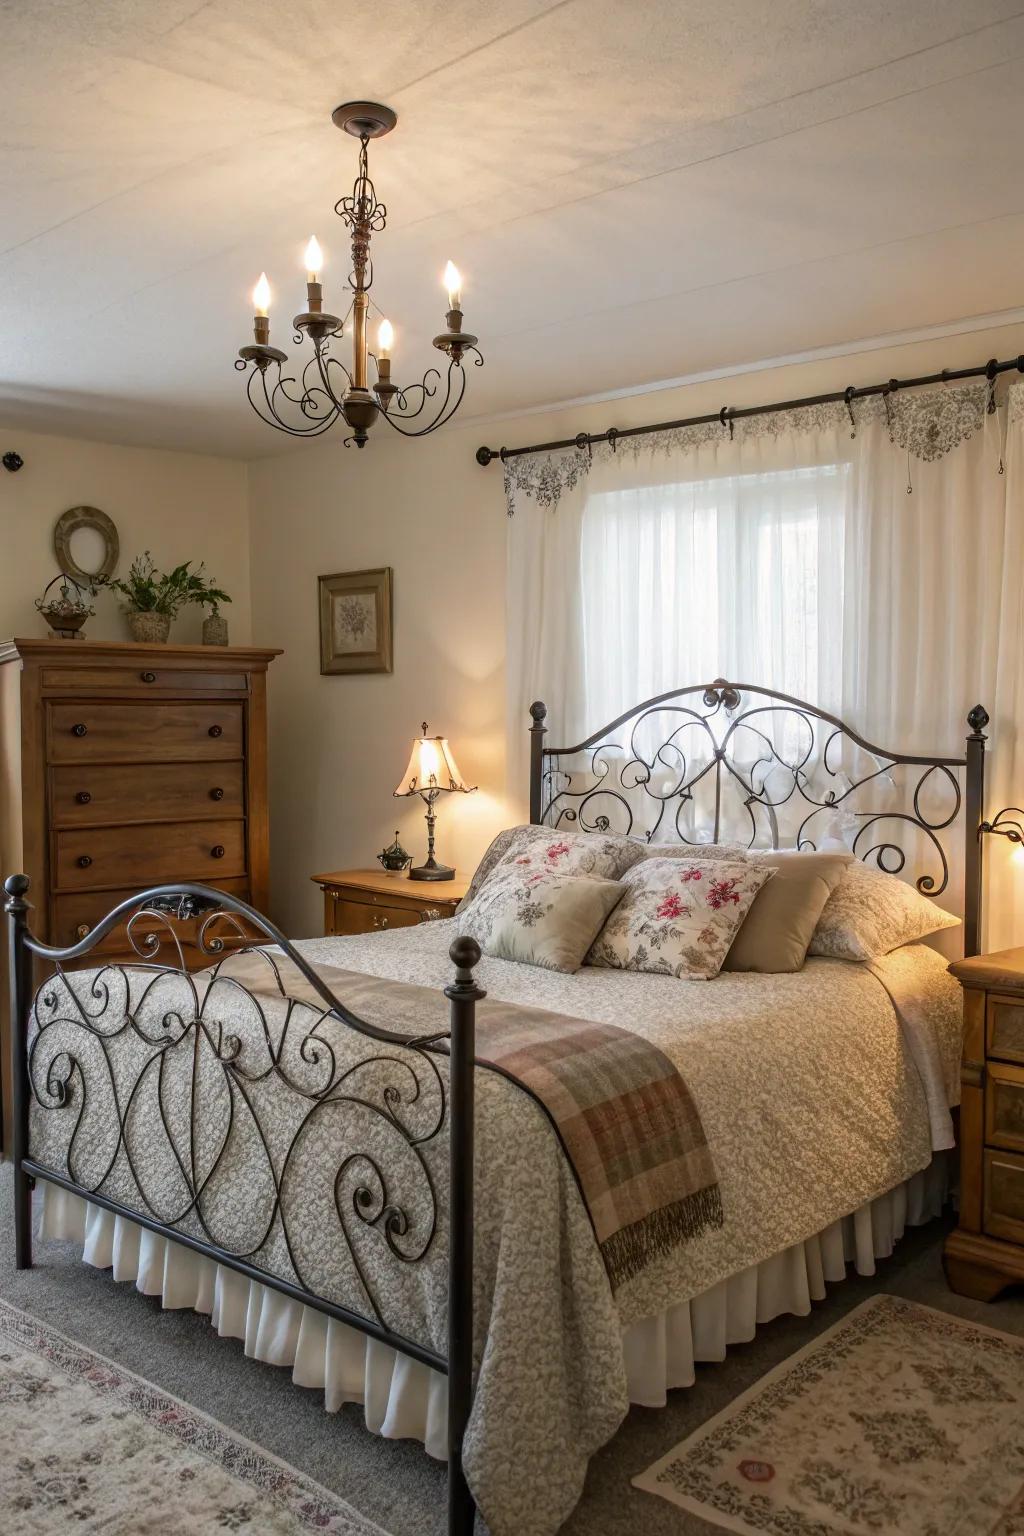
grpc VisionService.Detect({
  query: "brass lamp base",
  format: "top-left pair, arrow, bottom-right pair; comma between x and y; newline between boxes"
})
409,858 -> 456,882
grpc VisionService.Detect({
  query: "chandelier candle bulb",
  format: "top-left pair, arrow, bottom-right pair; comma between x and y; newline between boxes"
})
377,318 -> 393,359
444,261 -> 462,312
304,236 -> 324,313
252,272 -> 271,344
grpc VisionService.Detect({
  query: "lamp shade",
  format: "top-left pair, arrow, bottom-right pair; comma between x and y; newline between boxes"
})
394,724 -> 474,797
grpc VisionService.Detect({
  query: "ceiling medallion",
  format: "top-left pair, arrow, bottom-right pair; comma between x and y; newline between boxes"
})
236,102 -> 481,448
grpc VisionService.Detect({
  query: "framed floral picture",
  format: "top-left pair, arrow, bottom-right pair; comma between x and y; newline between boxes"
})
318,567 -> 393,675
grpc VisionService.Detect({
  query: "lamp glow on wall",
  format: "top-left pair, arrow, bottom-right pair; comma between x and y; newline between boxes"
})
394,724 -> 476,881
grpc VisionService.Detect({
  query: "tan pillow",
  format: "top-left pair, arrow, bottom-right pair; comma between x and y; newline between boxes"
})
723,850 -> 852,973
807,860 -> 961,961
457,866 -> 625,972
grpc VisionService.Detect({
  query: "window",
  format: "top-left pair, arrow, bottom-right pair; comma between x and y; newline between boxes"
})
579,463 -> 848,734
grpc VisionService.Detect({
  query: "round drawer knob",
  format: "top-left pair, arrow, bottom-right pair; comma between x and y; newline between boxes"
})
75,791 -> 92,805
140,670 -> 157,683
71,723 -> 87,737
77,855 -> 92,869
210,845 -> 225,858
75,923 -> 91,940
209,787 -> 224,801
208,724 -> 223,738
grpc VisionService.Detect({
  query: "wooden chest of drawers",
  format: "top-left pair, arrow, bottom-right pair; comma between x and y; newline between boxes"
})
312,868 -> 469,936
944,946 -> 1024,1300
1,638 -> 281,1150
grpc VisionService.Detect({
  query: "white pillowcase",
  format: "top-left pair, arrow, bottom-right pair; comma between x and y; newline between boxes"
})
807,860 -> 961,961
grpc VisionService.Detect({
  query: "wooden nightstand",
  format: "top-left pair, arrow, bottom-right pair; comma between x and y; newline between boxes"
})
311,868 -> 470,937
944,945 -> 1024,1300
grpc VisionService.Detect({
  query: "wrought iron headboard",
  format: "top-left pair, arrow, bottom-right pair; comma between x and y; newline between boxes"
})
528,680 -> 989,956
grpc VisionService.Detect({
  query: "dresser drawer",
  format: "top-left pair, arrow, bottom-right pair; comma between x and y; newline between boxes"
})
987,994 -> 1024,1065
51,761 -> 245,827
984,1146 -> 1024,1245
985,1061 -> 1024,1152
52,877 -> 252,950
43,667 -> 248,693
329,897 -> 424,936
48,702 -> 243,763
54,820 -> 247,891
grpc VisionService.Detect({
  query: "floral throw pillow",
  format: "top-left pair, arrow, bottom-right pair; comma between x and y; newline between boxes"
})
587,857 -> 776,980
457,825 -> 644,914
457,864 -> 625,972
807,860 -> 961,961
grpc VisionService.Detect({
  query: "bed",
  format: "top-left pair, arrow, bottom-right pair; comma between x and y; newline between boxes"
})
5,680 -> 989,1536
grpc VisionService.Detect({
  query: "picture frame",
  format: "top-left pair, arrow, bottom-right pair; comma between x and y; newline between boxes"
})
318,567 -> 393,675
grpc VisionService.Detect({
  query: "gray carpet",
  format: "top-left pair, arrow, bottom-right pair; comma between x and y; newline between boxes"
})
1,1166 -> 1020,1535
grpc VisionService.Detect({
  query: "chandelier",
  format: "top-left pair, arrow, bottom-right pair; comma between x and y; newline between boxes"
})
236,102 -> 481,448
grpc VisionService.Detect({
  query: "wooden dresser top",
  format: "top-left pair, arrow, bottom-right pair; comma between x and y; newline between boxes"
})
1,638 -> 282,668
949,946 -> 1024,991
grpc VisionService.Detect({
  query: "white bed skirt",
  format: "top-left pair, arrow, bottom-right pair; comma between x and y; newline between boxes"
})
37,1156 -> 949,1460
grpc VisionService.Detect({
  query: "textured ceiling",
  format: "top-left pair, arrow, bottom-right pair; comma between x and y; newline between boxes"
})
1,0 -> 1023,456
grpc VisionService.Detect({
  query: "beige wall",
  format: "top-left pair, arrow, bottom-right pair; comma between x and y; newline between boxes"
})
0,427 -> 251,645
249,319 -> 1024,935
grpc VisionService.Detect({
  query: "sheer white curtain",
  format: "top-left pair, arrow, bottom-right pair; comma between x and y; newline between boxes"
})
505,381 -> 1024,949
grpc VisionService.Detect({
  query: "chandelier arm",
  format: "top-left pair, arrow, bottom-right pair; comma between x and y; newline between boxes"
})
380,358 -> 471,439
244,364 -> 340,439
272,363 -> 338,430
312,344 -> 353,408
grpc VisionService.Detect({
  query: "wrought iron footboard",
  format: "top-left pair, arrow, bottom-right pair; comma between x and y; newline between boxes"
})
4,876 -> 481,1536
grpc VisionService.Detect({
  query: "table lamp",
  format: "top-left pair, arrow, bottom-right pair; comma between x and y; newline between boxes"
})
394,723 -> 476,881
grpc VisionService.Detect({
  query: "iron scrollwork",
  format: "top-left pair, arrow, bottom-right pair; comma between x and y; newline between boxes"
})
539,679 -> 967,897
25,894 -> 450,1355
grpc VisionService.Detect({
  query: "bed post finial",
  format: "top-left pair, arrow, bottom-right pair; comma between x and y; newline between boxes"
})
529,702 -> 547,826
4,873 -> 34,1268
964,704 -> 988,958
445,936 -> 484,1535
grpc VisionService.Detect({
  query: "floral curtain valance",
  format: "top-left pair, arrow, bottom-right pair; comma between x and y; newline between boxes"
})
502,380 -> 1008,516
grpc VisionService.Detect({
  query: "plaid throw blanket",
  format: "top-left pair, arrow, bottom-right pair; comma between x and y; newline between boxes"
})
211,953 -> 722,1291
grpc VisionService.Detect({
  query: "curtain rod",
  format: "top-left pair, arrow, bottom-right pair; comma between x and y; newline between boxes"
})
474,352 -> 1024,467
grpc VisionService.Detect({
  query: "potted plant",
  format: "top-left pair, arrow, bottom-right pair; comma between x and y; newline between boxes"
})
35,574 -> 95,639
108,553 -> 196,643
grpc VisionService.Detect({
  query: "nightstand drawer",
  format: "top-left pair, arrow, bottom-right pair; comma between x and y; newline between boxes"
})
984,1147 -> 1024,1245
985,1061 -> 1024,1152
331,898 -> 423,936
987,995 -> 1024,1065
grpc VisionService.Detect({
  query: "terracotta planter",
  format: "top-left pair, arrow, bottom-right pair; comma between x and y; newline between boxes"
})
127,611 -> 171,644
202,613 -> 229,646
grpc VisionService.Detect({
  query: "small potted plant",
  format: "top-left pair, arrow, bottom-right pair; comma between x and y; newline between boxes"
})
35,574 -> 95,639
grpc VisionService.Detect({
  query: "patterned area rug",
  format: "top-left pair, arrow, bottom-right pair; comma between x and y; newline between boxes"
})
634,1294 -> 1024,1535
0,1296 -> 391,1534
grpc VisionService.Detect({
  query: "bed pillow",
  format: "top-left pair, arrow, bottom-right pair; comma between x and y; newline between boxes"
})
587,857 -> 775,980
722,850 -> 852,973
457,865 -> 625,972
457,824 -> 644,913
806,860 -> 961,961
640,841 -> 750,862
